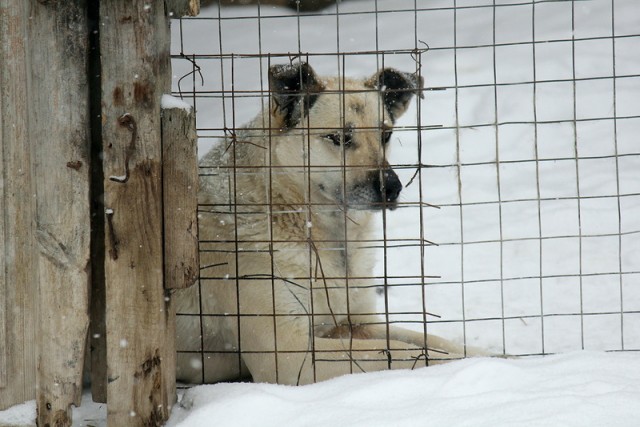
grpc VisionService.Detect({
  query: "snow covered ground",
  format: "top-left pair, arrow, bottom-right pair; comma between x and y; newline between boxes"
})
4,352 -> 639,427
2,0 -> 638,425
166,352 -> 640,427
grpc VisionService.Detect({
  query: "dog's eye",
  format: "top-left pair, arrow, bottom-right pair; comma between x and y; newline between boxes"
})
382,129 -> 393,145
324,133 -> 342,146
324,129 -> 353,147
343,131 -> 353,146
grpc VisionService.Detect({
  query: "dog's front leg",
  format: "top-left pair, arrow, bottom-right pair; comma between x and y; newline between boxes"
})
353,323 -> 489,360
310,336 -> 431,383
238,315 -> 433,385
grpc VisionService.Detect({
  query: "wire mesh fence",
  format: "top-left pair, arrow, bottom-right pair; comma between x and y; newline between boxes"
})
170,0 -> 640,385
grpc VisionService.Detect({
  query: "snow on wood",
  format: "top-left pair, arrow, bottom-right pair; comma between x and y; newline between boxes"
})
161,94 -> 193,112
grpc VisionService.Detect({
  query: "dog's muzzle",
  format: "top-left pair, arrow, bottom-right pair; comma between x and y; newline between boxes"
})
340,168 -> 402,210
379,169 -> 402,204
373,168 -> 402,209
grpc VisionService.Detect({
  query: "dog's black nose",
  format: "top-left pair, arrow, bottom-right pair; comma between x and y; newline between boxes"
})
383,169 -> 402,203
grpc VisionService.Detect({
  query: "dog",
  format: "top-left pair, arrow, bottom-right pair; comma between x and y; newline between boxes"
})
175,62 -> 477,385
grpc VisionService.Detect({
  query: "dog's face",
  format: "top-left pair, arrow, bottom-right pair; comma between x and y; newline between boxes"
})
269,62 -> 423,210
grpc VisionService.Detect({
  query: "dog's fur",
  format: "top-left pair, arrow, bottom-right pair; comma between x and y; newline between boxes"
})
176,62 -> 475,385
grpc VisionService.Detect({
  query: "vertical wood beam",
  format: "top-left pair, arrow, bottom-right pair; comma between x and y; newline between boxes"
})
0,81 -> 5,392
162,105 -> 199,291
0,0 -> 38,412
27,2 -> 92,426
100,2 -> 174,425
161,103 -> 199,415
166,0 -> 200,17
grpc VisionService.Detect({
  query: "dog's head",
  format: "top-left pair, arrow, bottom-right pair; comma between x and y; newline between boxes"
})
269,62 -> 423,210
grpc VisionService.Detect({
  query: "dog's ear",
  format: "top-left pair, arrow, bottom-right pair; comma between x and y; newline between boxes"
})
269,62 -> 325,129
365,68 -> 424,121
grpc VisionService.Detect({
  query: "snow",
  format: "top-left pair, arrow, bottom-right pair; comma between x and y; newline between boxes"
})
161,94 -> 193,111
3,352 -> 638,427
0,401 -> 36,426
166,352 -> 640,427
2,0 -> 639,426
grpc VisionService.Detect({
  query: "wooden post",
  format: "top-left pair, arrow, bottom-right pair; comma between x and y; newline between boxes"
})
161,102 -> 199,413
90,0 -> 201,419
100,2 -> 174,425
1,1 -> 200,423
162,103 -> 199,291
0,0 -> 92,423
0,125 -> 4,389
27,2 -> 92,426
0,0 -> 41,413
166,0 -> 200,17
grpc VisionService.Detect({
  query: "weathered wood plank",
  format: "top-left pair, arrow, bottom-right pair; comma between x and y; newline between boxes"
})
0,40 -> 6,392
0,107 -> 4,396
100,2 -> 175,425
0,0 -> 38,412
166,0 -> 200,17
163,294 -> 177,419
27,2 -> 92,426
0,49 -> 5,391
162,105 -> 199,290
160,105 -> 199,416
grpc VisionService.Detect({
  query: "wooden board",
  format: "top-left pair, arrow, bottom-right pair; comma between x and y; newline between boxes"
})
27,2 -> 92,426
166,0 -> 200,17
100,2 -> 175,425
0,0 -> 38,412
162,106 -> 199,290
0,53 -> 6,391
1,0 -> 199,421
160,105 -> 199,416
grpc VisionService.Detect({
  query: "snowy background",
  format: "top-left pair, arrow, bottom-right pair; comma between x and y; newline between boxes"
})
172,0 -> 640,357
2,0 -> 639,425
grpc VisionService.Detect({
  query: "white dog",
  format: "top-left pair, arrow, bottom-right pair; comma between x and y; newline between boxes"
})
176,62 -> 476,385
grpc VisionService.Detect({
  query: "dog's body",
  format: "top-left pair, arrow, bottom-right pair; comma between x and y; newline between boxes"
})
176,63 -> 473,385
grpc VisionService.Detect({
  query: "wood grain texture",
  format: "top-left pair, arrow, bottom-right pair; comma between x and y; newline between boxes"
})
160,106 -> 199,414
166,0 -> 200,17
0,44 -> 5,391
162,107 -> 199,290
100,2 -> 175,425
0,0 -> 38,412
27,2 -> 92,426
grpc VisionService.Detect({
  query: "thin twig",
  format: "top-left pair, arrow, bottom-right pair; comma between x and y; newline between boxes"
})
307,237 -> 367,374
